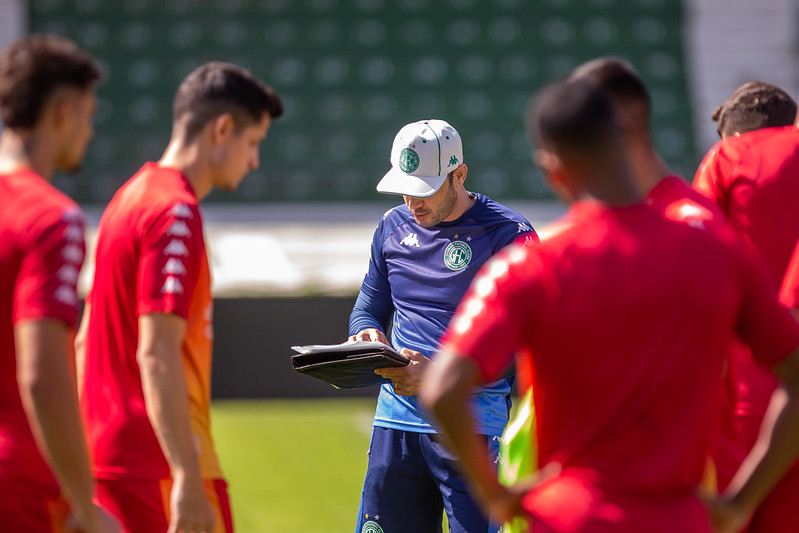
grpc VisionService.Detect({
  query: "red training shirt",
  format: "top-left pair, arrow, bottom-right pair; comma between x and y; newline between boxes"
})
442,200 -> 799,532
694,126 -> 799,441
694,126 -> 799,283
82,163 -> 221,480
645,175 -> 775,491
0,168 -> 86,491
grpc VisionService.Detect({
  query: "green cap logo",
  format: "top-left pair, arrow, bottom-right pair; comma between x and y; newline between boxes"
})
399,148 -> 420,173
444,241 -> 472,271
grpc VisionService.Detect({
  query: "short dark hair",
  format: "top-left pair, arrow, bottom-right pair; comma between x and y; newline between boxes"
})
712,81 -> 797,138
0,34 -> 100,128
173,62 -> 284,141
528,77 -> 620,159
570,57 -> 651,127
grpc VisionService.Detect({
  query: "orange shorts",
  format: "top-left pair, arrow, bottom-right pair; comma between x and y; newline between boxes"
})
0,479 -> 73,532
95,478 -> 233,533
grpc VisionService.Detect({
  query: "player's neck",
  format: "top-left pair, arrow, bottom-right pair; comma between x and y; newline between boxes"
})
158,139 -> 213,200
443,190 -> 477,223
586,179 -> 642,206
628,141 -> 672,194
573,158 -> 642,207
0,129 -> 57,181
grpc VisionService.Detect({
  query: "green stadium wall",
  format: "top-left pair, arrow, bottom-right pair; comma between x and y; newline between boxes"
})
29,0 -> 698,204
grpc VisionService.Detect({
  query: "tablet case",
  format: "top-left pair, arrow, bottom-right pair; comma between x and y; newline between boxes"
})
291,342 -> 410,389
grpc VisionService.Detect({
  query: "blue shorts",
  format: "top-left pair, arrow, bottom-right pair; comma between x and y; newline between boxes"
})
355,427 -> 501,533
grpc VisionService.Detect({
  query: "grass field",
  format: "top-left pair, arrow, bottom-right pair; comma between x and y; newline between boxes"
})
211,398 -> 376,533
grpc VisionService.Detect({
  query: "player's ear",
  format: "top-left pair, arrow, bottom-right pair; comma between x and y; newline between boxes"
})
534,149 -> 570,199
211,113 -> 235,144
47,89 -> 76,131
533,149 -> 559,175
451,163 -> 468,186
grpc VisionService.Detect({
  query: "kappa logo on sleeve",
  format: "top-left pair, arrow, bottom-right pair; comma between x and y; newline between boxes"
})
171,203 -> 194,219
61,244 -> 84,264
56,264 -> 80,285
63,223 -> 84,243
162,258 -> 187,275
517,222 -> 532,233
166,220 -> 192,237
161,276 -> 184,295
163,239 -> 189,256
54,285 -> 78,306
61,207 -> 85,224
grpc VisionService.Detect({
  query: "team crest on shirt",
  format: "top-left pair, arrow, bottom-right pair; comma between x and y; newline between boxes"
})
361,520 -> 383,533
444,240 -> 472,271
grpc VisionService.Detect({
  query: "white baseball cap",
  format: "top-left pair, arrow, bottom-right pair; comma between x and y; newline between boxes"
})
376,119 -> 464,198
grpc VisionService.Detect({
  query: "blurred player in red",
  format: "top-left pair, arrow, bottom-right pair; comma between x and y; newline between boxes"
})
694,77 -> 799,533
421,77 -> 799,532
0,35 -> 120,533
694,89 -> 799,285
76,62 -> 283,533
570,57 -> 766,495
711,81 -> 796,139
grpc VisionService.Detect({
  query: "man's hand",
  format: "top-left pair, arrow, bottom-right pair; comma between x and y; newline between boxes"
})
702,495 -> 750,533
168,474 -> 215,533
348,328 -> 389,346
375,349 -> 433,396
71,503 -> 122,533
483,483 -> 527,525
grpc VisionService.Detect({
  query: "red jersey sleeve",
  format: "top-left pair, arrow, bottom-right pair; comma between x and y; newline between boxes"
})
137,202 -> 204,320
441,240 -> 544,382
13,206 -> 86,327
737,245 -> 799,366
693,142 -> 731,215
779,241 -> 799,310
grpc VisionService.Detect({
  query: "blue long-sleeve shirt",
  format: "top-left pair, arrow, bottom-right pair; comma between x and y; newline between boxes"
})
350,193 -> 536,435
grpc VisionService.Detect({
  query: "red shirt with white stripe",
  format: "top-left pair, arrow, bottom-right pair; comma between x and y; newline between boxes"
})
441,200 -> 799,531
82,163 -> 221,480
0,168 -> 86,490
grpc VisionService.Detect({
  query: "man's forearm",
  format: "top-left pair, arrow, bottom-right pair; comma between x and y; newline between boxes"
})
16,320 -> 96,520
725,384 -> 799,511
138,346 -> 203,480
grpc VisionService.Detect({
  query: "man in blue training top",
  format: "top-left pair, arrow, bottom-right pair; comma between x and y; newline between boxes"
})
349,119 -> 537,533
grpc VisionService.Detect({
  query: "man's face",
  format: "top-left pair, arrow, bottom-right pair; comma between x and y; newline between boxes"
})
212,114 -> 271,191
57,88 -> 97,172
403,175 -> 458,228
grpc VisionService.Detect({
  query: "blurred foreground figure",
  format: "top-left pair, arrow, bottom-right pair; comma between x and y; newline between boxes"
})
711,81 -> 796,139
422,78 -> 799,533
694,76 -> 799,533
0,35 -> 120,533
